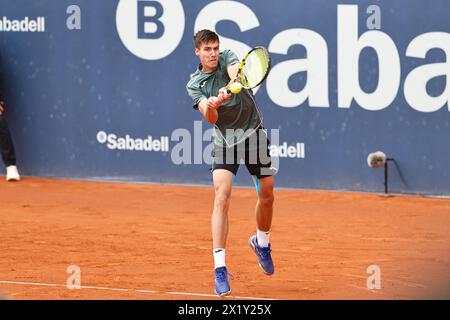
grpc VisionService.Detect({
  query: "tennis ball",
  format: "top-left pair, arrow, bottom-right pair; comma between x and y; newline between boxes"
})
229,82 -> 242,94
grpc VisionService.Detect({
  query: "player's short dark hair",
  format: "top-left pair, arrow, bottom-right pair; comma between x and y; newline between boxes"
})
193,29 -> 219,49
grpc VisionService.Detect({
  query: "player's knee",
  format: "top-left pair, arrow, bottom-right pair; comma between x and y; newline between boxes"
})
259,191 -> 274,207
258,179 -> 274,206
214,187 -> 232,209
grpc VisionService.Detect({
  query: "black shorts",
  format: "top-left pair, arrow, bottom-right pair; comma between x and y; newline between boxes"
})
211,128 -> 276,179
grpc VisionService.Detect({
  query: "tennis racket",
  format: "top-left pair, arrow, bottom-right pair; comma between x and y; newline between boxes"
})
227,46 -> 271,94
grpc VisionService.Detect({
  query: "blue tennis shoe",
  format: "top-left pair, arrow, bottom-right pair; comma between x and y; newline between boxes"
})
214,266 -> 231,296
249,235 -> 274,275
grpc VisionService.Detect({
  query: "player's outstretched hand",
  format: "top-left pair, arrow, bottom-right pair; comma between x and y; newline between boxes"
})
207,91 -> 230,110
206,96 -> 221,110
218,87 -> 232,101
216,87 -> 231,106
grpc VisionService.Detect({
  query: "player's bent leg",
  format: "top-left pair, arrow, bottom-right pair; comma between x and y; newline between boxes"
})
256,175 -> 274,231
250,175 -> 275,275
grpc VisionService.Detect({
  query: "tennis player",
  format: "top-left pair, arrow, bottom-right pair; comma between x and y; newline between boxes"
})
186,29 -> 276,296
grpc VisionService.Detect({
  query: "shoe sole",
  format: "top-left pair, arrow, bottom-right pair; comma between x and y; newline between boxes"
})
215,288 -> 231,297
249,239 -> 274,276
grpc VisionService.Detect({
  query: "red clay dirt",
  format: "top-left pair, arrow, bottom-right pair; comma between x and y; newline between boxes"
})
0,177 -> 449,300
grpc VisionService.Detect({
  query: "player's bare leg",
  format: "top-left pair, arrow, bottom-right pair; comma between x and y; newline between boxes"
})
211,169 -> 233,295
249,175 -> 275,275
255,175 -> 274,232
212,169 -> 233,249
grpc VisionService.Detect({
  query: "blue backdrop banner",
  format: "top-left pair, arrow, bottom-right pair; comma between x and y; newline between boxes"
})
0,0 -> 449,195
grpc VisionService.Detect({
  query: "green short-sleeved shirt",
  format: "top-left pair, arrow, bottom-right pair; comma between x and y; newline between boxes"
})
186,49 -> 262,147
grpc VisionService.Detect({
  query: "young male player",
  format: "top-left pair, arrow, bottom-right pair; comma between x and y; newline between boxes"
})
186,29 -> 276,296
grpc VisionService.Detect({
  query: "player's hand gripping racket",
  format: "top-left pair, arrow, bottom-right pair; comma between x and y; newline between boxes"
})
227,46 -> 271,94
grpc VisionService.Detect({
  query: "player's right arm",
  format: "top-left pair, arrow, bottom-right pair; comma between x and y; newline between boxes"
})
198,90 -> 232,125
187,78 -> 219,125
197,97 -> 219,124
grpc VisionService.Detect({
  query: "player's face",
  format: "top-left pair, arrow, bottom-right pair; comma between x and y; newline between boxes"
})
195,40 -> 220,73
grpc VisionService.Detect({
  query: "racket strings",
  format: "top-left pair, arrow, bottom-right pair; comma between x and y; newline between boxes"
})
240,48 -> 270,89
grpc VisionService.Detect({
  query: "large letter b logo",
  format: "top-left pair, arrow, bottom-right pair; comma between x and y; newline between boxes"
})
116,0 -> 185,60
138,1 -> 164,39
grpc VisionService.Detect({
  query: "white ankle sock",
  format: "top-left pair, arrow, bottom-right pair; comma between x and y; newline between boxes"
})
213,248 -> 226,269
256,229 -> 270,248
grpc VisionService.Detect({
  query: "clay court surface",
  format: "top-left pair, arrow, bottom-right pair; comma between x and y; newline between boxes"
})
0,177 -> 449,300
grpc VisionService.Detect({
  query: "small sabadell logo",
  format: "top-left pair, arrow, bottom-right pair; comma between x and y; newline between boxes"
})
0,16 -> 45,32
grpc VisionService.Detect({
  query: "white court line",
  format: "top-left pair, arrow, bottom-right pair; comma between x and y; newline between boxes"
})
0,280 -> 277,300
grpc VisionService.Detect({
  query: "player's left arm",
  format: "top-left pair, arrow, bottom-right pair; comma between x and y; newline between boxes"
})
218,62 -> 240,99
226,62 -> 240,84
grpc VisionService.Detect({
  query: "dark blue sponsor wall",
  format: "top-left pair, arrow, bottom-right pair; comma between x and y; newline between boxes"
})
0,0 -> 449,196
